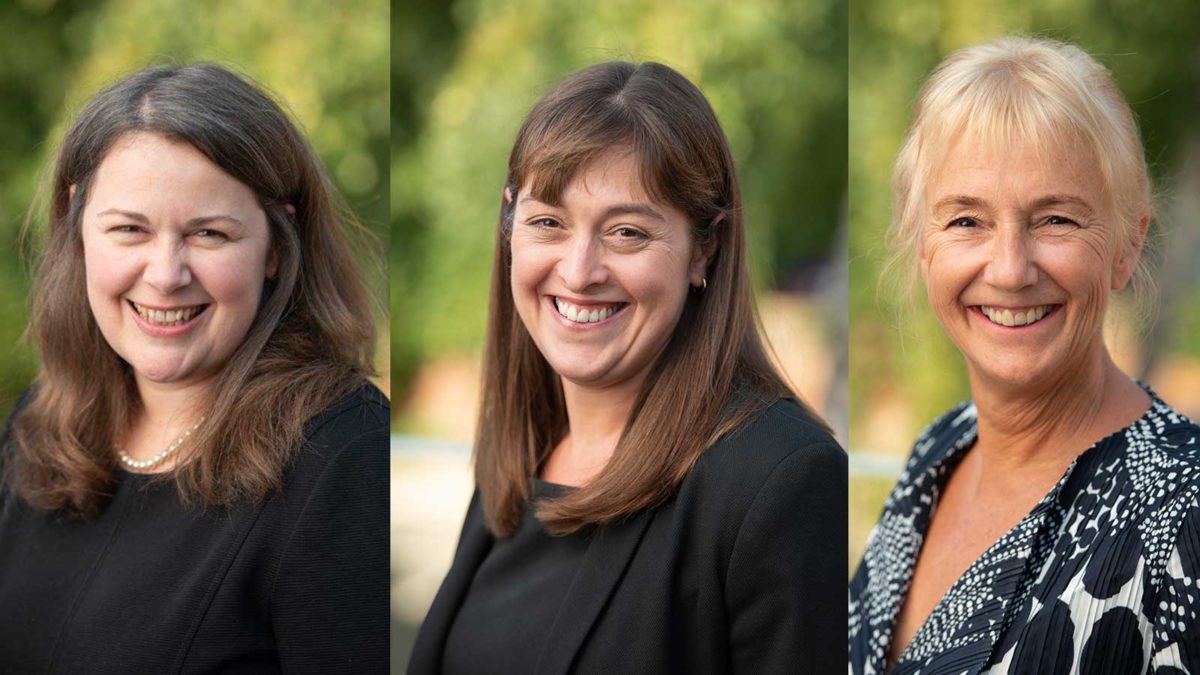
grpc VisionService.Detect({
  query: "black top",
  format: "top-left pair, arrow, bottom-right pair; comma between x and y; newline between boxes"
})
0,384 -> 390,674
410,399 -> 848,674
849,390 -> 1200,674
444,480 -> 587,674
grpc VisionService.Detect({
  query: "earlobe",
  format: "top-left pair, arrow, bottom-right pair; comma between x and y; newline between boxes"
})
689,245 -> 711,288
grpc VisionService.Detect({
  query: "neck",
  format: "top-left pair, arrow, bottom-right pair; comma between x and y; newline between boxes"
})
549,373 -> 644,484
132,374 -> 213,439
967,341 -> 1149,481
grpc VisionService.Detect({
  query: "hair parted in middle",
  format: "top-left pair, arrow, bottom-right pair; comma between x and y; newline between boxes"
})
886,36 -> 1155,308
477,61 -> 819,537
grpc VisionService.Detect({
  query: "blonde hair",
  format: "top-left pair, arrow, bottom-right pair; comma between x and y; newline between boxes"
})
886,36 -> 1155,308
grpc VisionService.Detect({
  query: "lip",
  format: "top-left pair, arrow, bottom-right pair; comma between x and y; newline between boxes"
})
546,295 -> 629,329
969,304 -> 1062,330
127,299 -> 210,337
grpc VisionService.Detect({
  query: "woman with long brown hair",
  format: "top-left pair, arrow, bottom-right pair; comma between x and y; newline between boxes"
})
409,61 -> 846,673
0,64 -> 388,673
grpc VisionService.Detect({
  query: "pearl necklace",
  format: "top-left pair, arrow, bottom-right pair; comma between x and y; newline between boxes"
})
117,417 -> 206,470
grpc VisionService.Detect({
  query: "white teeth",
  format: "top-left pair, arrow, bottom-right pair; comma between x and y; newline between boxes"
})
132,302 -> 202,326
980,305 -> 1053,327
554,298 -> 619,324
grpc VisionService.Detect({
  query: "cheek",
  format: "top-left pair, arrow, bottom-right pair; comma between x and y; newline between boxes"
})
198,252 -> 268,315
921,244 -> 969,304
82,241 -> 136,308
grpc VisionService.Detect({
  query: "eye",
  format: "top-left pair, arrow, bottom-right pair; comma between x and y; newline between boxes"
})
948,217 -> 977,228
1045,215 -> 1077,227
527,217 -> 560,229
192,228 -> 228,240
614,226 -> 647,240
108,224 -> 146,234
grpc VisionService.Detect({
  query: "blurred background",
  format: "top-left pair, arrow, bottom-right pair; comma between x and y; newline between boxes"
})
391,0 -> 847,667
849,0 -> 1200,572
0,0 -> 390,421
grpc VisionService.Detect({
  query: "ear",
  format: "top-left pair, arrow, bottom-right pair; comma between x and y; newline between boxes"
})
1111,213 -> 1149,291
69,184 -> 76,200
504,187 -> 514,204
266,246 -> 279,279
689,213 -> 721,288
285,203 -> 296,217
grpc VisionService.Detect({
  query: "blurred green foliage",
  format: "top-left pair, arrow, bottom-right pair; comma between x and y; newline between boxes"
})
392,0 -> 848,410
0,0 -> 388,413
849,0 -> 1200,452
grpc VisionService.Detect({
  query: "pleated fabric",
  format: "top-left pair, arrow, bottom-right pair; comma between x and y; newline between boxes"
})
849,388 -> 1200,675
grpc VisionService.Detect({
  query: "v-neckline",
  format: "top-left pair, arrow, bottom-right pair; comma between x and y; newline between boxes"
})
885,391 -> 1161,673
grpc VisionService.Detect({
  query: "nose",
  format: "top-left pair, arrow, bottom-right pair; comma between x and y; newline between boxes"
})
555,235 -> 609,292
143,240 -> 192,294
983,226 -> 1038,291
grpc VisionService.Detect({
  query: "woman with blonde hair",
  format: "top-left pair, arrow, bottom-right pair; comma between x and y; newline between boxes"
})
410,61 -> 846,673
0,64 -> 388,672
849,37 -> 1200,673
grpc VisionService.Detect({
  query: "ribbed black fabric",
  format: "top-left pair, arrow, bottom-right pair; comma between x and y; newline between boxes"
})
0,384 -> 390,674
443,480 -> 587,675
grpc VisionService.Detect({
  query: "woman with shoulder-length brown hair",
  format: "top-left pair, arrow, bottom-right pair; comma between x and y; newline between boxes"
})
409,60 -> 847,674
0,64 -> 388,673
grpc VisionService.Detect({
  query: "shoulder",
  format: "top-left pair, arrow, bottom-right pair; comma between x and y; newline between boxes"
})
1126,397 -> 1200,468
901,399 -> 976,475
283,381 -> 390,486
692,398 -> 843,484
678,398 -> 845,520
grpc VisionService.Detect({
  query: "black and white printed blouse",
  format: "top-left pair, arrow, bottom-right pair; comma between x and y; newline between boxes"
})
849,390 -> 1200,674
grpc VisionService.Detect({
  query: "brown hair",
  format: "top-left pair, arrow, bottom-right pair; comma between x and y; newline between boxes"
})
7,64 -> 378,516
478,61 -> 819,536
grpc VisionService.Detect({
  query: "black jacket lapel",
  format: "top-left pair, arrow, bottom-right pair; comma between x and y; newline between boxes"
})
534,510 -> 653,675
407,491 -> 494,674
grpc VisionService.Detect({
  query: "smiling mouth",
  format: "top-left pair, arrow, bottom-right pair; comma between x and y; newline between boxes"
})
553,297 -> 628,324
129,300 -> 210,327
977,304 -> 1059,328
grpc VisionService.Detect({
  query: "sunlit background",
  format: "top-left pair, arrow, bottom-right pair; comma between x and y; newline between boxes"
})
391,0 -> 847,668
0,0 -> 390,422
849,0 -> 1200,573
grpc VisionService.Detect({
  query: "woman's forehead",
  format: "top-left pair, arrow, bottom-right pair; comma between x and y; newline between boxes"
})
925,130 -> 1104,203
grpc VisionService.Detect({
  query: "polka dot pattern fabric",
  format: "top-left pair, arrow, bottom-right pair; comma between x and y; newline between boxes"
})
849,390 -> 1200,675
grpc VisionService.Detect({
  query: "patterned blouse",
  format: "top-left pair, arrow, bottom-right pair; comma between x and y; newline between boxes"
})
849,391 -> 1200,674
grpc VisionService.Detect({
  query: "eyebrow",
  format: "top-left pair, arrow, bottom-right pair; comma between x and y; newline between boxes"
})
96,208 -> 245,228
518,197 -> 666,223
930,195 -> 986,212
1028,194 -> 1095,214
931,194 -> 1096,214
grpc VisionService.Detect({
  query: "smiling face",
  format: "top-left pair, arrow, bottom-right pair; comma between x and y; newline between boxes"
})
81,132 -> 276,392
920,134 -> 1140,390
509,150 -> 707,392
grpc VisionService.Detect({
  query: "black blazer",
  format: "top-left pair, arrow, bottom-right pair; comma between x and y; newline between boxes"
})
408,399 -> 847,674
